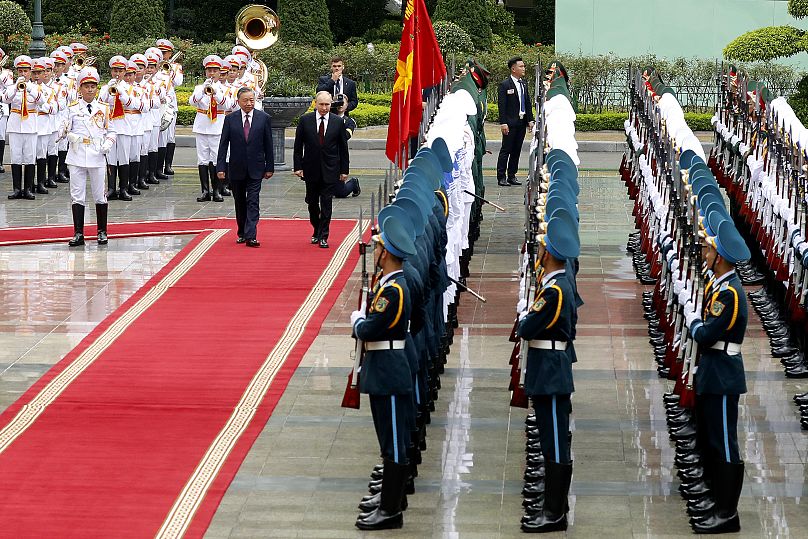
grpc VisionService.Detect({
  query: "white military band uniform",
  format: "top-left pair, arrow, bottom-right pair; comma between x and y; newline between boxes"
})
4,78 -> 42,164
190,80 -> 228,164
98,80 -> 140,165
66,98 -> 116,205
0,68 -> 12,144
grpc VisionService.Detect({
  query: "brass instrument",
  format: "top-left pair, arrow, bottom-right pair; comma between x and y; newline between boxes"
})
159,51 -> 183,74
17,80 -> 26,91
74,55 -> 96,68
235,4 -> 280,94
108,79 -> 119,96
203,79 -> 215,95
0,56 -> 7,68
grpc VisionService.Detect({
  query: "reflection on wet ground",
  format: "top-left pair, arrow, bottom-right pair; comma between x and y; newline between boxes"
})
1,170 -> 807,538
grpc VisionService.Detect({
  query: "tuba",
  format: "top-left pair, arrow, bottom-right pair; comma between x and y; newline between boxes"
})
235,4 -> 280,95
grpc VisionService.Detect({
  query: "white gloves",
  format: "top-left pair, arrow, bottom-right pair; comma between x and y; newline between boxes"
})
516,298 -> 527,314
66,133 -> 83,145
100,137 -> 114,154
518,310 -> 528,321
673,279 -> 684,296
684,305 -> 699,328
350,310 -> 365,327
677,286 -> 691,307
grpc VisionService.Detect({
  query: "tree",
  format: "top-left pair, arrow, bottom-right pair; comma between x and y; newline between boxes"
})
434,0 -> 492,50
42,0 -> 110,33
0,0 -> 31,39
109,0 -> 164,42
278,0 -> 333,49
532,0 -> 554,45
326,0 -> 387,43
724,0 -> 808,61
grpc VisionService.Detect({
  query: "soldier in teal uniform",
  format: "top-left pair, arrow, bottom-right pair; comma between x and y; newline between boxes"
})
517,216 -> 579,533
352,215 -> 417,531
680,216 -> 749,534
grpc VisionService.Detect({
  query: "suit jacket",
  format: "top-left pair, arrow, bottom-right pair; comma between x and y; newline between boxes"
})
216,108 -> 274,181
293,111 -> 349,184
498,76 -> 534,127
316,75 -> 358,113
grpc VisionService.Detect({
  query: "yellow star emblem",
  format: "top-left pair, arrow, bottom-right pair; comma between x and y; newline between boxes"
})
393,51 -> 414,103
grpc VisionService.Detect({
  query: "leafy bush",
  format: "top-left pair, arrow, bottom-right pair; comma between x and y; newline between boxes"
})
362,18 -> 404,43
110,0 -> 164,42
0,1 -> 31,39
435,0 -> 493,51
789,0 -> 808,18
724,26 -> 806,62
41,0 -> 109,34
358,92 -> 392,107
789,74 -> 808,126
433,20 -> 474,56
348,103 -> 391,127
278,0 -> 333,49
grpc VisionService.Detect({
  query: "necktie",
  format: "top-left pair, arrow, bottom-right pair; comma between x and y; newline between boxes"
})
319,116 -> 325,145
244,113 -> 250,141
519,80 -> 526,114
335,79 -> 341,96
87,103 -> 92,113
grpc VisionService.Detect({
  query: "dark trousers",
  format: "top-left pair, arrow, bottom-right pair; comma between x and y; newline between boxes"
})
305,178 -> 333,240
369,394 -> 411,464
497,122 -> 527,181
231,177 -> 262,240
696,393 -> 741,464
334,177 -> 358,198
531,394 -> 572,464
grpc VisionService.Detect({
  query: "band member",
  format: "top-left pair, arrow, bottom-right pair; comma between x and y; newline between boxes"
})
0,48 -> 13,174
50,49 -> 73,184
65,67 -> 115,247
99,56 -> 140,201
190,55 -> 230,202
155,39 -> 183,177
5,55 -> 42,200
143,50 -> 165,186
130,53 -> 151,192
32,58 -> 57,194
351,214 -> 417,531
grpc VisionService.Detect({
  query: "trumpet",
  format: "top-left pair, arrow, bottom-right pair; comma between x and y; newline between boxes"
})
159,51 -> 183,74
107,79 -> 119,96
16,79 -> 26,91
203,79 -> 215,95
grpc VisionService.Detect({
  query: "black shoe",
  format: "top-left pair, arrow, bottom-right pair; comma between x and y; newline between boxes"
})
97,231 -> 108,245
353,178 -> 361,197
246,239 -> 260,248
196,191 -> 211,202
127,184 -> 141,196
55,172 -> 69,183
118,188 -> 132,201
236,237 -> 246,244
521,461 -> 572,533
68,233 -> 84,247
497,179 -> 509,187
355,459 -> 406,531
22,188 -> 35,200
691,461 -> 743,534
311,236 -> 319,244
319,239 -> 329,248
507,177 -> 522,186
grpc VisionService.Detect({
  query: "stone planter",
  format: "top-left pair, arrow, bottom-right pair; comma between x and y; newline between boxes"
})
262,96 -> 312,170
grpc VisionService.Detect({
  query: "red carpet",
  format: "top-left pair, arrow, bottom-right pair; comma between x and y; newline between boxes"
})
0,218 -> 362,538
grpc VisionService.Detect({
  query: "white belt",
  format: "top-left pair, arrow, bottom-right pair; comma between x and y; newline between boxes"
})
710,341 -> 741,355
365,340 -> 406,351
528,339 -> 568,351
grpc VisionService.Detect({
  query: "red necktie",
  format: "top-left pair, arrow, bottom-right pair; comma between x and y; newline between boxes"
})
319,116 -> 325,145
244,113 -> 250,142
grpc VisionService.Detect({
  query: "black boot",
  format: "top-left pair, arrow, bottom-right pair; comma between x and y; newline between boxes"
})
209,163 -> 223,202
96,203 -> 108,245
155,146 -> 169,180
164,142 -> 176,175
521,461 -> 572,533
8,164 -> 22,199
136,158 -> 149,190
35,158 -> 48,194
692,461 -> 743,534
0,140 -> 5,173
107,165 -> 119,200
69,204 -> 85,246
22,164 -> 36,199
56,150 -> 69,182
146,151 -> 160,184
196,165 -> 211,202
127,162 -> 141,195
117,164 -> 132,201
46,154 -> 58,188
356,459 -> 405,530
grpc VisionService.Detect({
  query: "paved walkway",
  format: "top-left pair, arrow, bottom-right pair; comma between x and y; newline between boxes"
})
0,151 -> 806,537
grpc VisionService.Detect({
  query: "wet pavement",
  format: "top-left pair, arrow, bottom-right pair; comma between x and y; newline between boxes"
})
0,153 -> 807,538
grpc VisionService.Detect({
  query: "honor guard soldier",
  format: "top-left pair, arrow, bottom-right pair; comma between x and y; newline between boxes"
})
350,214 -> 417,531
65,67 -> 115,247
5,55 -> 42,200
517,215 -> 579,533
678,216 -> 749,534
232,46 -> 257,93
50,49 -> 72,185
190,55 -> 229,202
122,60 -> 145,197
143,50 -> 165,186
99,56 -> 140,201
155,39 -> 182,177
0,48 -> 12,173
32,58 -> 57,195
130,54 -> 151,192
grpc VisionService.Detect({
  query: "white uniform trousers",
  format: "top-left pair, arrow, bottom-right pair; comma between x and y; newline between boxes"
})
69,165 -> 107,205
196,133 -> 220,165
147,126 -> 159,153
0,116 -> 7,140
47,132 -> 57,156
109,134 -> 131,165
129,134 -> 142,162
8,132 -> 37,164
36,134 -> 50,160
162,117 -> 176,144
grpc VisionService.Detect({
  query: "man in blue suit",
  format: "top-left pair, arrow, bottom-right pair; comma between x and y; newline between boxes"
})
216,87 -> 274,247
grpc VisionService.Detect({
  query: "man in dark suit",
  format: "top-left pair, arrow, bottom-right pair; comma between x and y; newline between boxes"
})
497,56 -> 534,187
316,56 -> 358,115
216,87 -> 274,247
293,91 -> 350,249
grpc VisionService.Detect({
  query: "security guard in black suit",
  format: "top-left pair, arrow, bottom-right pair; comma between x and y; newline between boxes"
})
517,216 -> 579,533
681,217 -> 749,534
497,56 -> 534,187
351,214 -> 417,531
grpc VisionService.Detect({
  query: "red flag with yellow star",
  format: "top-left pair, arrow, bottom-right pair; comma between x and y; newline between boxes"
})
385,0 -> 446,165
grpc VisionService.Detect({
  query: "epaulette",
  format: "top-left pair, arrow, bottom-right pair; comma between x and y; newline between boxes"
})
542,278 -> 557,290
69,99 -> 79,107
719,282 -> 729,292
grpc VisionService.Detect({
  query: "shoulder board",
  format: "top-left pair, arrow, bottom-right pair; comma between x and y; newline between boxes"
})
719,282 -> 729,292
542,278 -> 557,290
69,100 -> 80,107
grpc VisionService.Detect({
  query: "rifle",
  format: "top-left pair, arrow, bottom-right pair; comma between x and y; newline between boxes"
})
463,189 -> 505,211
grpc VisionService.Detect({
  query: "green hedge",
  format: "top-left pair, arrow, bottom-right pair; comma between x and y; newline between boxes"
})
177,102 -> 391,128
